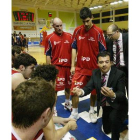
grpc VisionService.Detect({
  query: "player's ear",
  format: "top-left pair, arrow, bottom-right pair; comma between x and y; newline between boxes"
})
41,108 -> 51,124
49,80 -> 53,86
19,65 -> 25,71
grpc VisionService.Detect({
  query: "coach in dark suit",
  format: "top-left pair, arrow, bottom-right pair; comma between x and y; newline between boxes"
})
72,51 -> 128,140
106,24 -> 128,96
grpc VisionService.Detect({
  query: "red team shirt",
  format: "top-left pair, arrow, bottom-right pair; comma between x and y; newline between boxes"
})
45,31 -> 73,91
12,127 -> 43,140
72,24 -> 106,76
12,69 -> 19,75
45,31 -> 72,67
70,24 -> 106,95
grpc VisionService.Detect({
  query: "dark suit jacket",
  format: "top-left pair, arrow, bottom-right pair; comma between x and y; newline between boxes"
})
106,33 -> 128,69
82,66 -> 128,116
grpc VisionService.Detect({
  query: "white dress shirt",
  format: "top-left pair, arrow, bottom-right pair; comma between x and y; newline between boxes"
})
113,33 -> 125,67
81,68 -> 115,106
101,69 -> 111,106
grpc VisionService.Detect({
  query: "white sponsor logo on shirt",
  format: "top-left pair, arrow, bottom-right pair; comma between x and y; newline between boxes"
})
64,40 -> 69,43
79,36 -> 85,40
88,37 -> 95,41
57,82 -> 64,86
54,41 -> 61,45
74,81 -> 83,86
81,56 -> 90,61
57,77 -> 65,81
59,58 -> 68,63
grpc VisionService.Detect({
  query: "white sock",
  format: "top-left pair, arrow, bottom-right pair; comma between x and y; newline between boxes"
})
90,106 -> 94,112
72,108 -> 78,114
65,99 -> 70,104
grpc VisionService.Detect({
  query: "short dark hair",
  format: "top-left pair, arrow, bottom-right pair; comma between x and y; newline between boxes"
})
97,51 -> 111,62
31,64 -> 58,83
14,53 -> 37,69
12,46 -> 22,56
80,7 -> 92,19
12,77 -> 56,129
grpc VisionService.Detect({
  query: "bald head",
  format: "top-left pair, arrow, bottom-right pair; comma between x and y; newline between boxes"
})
107,24 -> 119,32
53,17 -> 63,35
107,24 -> 120,40
53,17 -> 62,25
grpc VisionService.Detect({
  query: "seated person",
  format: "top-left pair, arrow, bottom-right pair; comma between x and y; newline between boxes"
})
12,77 -> 56,140
31,64 -> 77,140
12,53 -> 37,91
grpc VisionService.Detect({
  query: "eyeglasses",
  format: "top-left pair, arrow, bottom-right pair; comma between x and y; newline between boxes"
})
107,31 -> 116,38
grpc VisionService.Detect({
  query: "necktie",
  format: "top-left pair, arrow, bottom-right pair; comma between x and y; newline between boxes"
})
115,40 -> 120,68
100,74 -> 106,107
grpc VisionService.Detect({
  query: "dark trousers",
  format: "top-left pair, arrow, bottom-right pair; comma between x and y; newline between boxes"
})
112,65 -> 128,97
102,106 -> 128,140
118,66 -> 128,97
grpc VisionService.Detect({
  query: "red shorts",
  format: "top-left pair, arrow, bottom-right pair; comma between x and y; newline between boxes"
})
70,72 -> 96,95
55,66 -> 72,91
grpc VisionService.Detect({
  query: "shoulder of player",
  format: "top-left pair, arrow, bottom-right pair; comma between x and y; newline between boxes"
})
93,24 -> 103,33
46,33 -> 55,39
73,25 -> 84,37
74,25 -> 84,32
63,32 -> 72,37
12,73 -> 24,79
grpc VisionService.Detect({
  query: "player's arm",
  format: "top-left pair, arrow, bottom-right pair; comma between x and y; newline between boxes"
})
98,30 -> 107,51
53,116 -> 76,125
71,32 -> 77,74
71,48 -> 77,75
46,55 -> 51,65
43,117 -> 77,140
45,37 -> 52,65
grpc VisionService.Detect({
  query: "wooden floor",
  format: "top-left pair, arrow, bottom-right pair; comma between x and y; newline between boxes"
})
28,46 -> 46,64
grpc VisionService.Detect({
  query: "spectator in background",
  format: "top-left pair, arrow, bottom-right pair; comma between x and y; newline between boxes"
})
31,64 -> 77,140
106,24 -> 128,97
12,53 -> 37,91
23,34 -> 29,52
12,34 -> 18,46
12,77 -> 56,140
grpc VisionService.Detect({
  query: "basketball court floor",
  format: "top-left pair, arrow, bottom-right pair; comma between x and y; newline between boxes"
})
28,46 -> 128,140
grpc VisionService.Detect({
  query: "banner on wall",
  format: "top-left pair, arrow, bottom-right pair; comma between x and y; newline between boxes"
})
13,26 -> 36,30
13,21 -> 35,26
13,21 -> 36,30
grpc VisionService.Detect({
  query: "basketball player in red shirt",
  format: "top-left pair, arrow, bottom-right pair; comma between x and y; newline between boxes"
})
12,53 -> 37,91
45,17 -> 73,113
12,77 -> 56,140
70,7 -> 107,122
